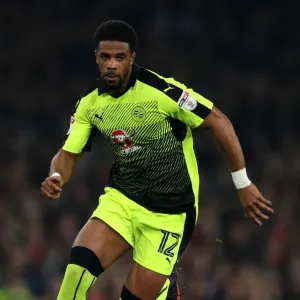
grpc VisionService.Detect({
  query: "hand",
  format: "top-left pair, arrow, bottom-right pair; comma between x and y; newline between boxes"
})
41,175 -> 62,200
238,183 -> 274,226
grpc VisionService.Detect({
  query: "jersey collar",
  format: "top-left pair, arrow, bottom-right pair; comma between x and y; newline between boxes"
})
97,63 -> 139,97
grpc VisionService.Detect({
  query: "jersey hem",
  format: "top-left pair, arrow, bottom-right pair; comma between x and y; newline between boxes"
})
109,182 -> 196,214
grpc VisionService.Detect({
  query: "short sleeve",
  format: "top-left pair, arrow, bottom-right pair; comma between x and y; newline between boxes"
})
62,98 -> 96,153
158,78 -> 213,128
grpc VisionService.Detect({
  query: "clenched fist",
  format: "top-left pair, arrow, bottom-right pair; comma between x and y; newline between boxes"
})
41,173 -> 62,200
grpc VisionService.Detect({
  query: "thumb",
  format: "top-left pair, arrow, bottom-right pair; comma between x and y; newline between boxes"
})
49,172 -> 62,184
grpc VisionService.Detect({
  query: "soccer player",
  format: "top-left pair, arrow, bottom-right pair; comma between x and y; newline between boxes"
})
41,20 -> 274,300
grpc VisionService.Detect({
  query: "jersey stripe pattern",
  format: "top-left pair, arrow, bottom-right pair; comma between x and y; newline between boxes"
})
62,65 -> 213,214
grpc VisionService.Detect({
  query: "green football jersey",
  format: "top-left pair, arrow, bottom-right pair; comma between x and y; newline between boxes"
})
62,64 -> 213,213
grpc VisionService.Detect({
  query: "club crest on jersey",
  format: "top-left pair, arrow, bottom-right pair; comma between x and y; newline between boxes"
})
111,129 -> 141,154
178,91 -> 197,111
131,106 -> 146,122
67,116 -> 75,135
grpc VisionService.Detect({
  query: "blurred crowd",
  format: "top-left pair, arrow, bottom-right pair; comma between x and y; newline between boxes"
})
1,0 -> 300,299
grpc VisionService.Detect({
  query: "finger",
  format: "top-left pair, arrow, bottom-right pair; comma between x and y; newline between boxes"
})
46,179 -> 62,192
48,176 -> 62,185
258,196 -> 272,206
255,200 -> 274,214
247,210 -> 262,226
251,205 -> 269,220
41,182 -> 55,194
52,192 -> 61,200
41,186 -> 58,199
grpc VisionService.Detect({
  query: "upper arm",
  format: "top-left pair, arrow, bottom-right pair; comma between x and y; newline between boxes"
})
62,98 -> 96,154
157,78 -> 213,128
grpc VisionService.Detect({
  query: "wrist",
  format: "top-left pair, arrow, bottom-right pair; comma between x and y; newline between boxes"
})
231,168 -> 251,189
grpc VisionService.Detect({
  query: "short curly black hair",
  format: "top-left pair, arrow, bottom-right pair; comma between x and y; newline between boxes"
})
93,20 -> 137,53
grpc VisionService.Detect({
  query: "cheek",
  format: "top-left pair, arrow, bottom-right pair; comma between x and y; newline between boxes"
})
125,59 -> 132,70
119,63 -> 128,76
97,62 -> 106,72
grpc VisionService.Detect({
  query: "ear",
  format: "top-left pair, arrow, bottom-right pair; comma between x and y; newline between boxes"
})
130,52 -> 136,65
94,50 -> 98,65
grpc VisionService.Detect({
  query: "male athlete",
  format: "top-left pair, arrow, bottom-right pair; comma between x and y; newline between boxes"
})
41,20 -> 274,300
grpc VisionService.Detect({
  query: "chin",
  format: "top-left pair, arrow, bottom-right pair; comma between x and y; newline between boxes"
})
105,80 -> 122,89
109,83 -> 122,89
104,81 -> 115,86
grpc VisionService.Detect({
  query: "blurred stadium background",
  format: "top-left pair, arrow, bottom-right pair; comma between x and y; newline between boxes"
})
1,0 -> 300,299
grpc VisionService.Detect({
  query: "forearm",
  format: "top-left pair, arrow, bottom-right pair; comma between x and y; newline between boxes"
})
202,106 -> 251,189
49,149 -> 81,185
203,107 -> 245,171
212,113 -> 245,172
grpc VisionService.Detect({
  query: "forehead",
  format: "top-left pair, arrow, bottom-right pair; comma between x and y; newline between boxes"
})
98,41 -> 130,53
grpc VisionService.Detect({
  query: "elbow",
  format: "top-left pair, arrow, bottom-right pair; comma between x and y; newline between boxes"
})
54,149 -> 82,163
201,106 -> 230,130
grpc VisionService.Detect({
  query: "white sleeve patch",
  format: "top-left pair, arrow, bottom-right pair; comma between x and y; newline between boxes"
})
177,91 -> 197,111
67,116 -> 75,135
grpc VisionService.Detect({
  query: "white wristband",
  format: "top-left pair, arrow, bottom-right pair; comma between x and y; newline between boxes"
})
50,172 -> 61,178
231,168 -> 251,189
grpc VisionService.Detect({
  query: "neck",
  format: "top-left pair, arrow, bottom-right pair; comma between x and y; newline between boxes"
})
108,66 -> 132,97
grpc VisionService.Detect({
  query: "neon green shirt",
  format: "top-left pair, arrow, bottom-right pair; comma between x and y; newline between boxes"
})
62,64 -> 213,213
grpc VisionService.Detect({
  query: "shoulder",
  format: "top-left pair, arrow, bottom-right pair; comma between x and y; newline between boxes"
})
137,67 -> 169,92
80,81 -> 99,100
137,67 -> 187,102
71,81 -> 98,115
78,81 -> 99,105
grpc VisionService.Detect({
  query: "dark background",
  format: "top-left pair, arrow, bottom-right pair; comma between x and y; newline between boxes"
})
1,0 -> 299,299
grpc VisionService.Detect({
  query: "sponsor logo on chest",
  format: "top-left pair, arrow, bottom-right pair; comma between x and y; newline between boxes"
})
111,129 -> 141,154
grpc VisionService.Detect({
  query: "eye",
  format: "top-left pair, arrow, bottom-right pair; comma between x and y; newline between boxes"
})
100,54 -> 109,60
117,55 -> 125,61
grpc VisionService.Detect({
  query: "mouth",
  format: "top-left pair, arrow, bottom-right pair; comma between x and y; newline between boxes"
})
104,74 -> 119,80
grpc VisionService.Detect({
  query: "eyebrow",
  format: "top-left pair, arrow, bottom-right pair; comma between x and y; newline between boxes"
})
115,52 -> 127,56
100,51 -> 127,56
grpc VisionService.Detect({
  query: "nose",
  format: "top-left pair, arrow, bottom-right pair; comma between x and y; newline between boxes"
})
107,58 -> 118,70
